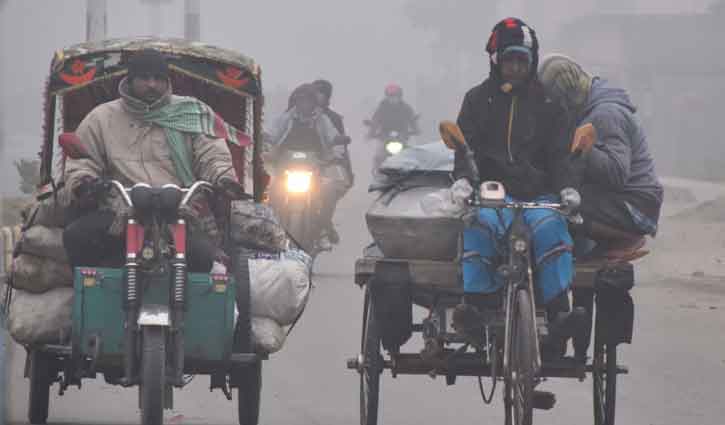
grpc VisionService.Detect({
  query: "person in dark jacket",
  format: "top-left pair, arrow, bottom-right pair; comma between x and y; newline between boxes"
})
538,54 -> 663,255
453,18 -> 582,361
312,79 -> 345,135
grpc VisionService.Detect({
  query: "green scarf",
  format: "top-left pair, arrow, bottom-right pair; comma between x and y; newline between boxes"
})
122,80 -> 249,186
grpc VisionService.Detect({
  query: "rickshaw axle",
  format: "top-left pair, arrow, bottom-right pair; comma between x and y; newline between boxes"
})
347,352 -> 627,379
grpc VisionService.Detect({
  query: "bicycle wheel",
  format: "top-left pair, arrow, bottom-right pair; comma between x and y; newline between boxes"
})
505,289 -> 535,425
593,334 -> 617,425
360,286 -> 382,425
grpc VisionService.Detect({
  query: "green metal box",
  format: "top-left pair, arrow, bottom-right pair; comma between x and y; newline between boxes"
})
72,268 -> 236,364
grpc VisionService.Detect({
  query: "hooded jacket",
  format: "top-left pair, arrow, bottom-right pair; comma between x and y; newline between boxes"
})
578,78 -> 663,221
455,78 -> 575,200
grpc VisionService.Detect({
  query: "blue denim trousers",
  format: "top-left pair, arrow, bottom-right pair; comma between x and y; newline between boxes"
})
462,197 -> 574,304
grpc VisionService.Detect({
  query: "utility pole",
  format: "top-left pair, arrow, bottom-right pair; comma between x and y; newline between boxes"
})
184,0 -> 200,41
86,0 -> 108,42
141,0 -> 172,36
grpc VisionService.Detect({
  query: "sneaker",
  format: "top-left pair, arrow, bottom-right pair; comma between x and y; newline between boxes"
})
451,303 -> 485,348
541,307 -> 589,361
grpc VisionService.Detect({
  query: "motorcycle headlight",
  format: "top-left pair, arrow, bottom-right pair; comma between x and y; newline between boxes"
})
385,140 -> 404,155
285,170 -> 313,193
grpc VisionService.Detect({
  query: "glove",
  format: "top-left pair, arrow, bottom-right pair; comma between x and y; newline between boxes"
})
217,176 -> 247,201
560,187 -> 581,212
73,175 -> 102,210
451,178 -> 474,204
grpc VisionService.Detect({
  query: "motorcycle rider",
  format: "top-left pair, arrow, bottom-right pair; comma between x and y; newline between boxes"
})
366,84 -> 420,172
452,18 -> 583,360
268,83 -> 351,250
63,49 -> 245,272
313,79 -> 354,185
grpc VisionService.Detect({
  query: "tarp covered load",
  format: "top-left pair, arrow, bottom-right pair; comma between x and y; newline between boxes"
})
366,142 -> 463,261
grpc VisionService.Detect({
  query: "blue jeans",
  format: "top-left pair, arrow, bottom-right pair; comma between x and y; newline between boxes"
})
462,197 -> 574,304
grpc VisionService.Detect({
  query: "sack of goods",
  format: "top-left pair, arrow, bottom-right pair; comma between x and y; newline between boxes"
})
21,196 -> 69,229
230,201 -> 289,253
5,196 -> 74,344
366,142 -> 463,261
251,317 -> 287,354
241,248 -> 313,353
6,287 -> 74,345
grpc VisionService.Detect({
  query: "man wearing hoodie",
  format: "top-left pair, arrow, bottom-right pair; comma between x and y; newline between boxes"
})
538,54 -> 663,256
453,18 -> 583,361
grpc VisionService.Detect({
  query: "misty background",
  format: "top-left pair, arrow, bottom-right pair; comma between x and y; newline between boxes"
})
0,0 -> 721,196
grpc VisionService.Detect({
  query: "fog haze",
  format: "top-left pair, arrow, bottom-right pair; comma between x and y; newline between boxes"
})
0,0 -> 720,194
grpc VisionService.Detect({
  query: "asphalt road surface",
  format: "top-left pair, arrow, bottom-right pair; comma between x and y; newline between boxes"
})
7,139 -> 725,425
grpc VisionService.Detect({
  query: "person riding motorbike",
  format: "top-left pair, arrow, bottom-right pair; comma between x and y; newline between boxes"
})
366,84 -> 420,172
312,78 -> 354,185
268,83 -> 351,250
538,54 -> 663,257
63,49 -> 246,272
452,18 -> 584,360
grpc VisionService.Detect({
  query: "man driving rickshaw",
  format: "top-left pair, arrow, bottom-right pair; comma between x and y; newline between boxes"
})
64,49 -> 246,272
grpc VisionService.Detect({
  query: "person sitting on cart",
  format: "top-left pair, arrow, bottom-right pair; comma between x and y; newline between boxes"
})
268,83 -> 352,250
63,49 -> 246,272
538,54 -> 663,259
453,18 -> 584,359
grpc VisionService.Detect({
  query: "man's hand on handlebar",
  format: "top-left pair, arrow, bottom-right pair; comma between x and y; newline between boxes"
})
73,175 -> 107,210
217,176 -> 247,201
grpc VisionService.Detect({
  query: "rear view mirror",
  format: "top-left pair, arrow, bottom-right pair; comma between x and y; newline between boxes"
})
439,121 -> 466,150
58,132 -> 91,160
571,123 -> 597,155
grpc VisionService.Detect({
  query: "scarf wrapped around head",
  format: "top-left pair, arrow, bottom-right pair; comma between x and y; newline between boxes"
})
120,77 -> 251,186
538,54 -> 593,115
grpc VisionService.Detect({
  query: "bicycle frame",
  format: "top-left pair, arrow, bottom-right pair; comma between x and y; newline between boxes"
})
472,198 -> 570,378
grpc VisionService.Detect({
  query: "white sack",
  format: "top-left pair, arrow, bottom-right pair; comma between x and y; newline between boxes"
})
251,317 -> 287,354
7,287 -> 73,345
248,249 -> 312,326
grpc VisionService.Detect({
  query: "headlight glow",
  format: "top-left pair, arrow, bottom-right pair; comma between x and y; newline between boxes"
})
385,140 -> 404,155
285,170 -> 313,193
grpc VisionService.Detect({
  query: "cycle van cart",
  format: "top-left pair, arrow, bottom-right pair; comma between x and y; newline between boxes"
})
347,122 -> 644,425
2,37 -> 269,425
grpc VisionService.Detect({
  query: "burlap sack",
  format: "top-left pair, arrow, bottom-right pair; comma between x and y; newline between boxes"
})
17,225 -> 68,263
7,287 -> 73,345
10,254 -> 73,293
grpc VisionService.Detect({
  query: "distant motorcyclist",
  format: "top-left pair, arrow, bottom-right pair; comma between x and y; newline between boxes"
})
313,79 -> 354,184
63,49 -> 245,272
366,84 -> 420,173
366,84 -> 419,138
269,83 -> 351,249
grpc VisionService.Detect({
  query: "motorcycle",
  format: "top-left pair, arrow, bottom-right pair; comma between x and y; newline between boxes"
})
363,118 -> 418,176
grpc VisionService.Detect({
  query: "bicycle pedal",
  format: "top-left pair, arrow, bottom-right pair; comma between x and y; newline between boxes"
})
532,390 -> 556,410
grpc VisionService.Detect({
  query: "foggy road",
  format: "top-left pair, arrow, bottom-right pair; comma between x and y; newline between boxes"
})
6,137 -> 725,425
